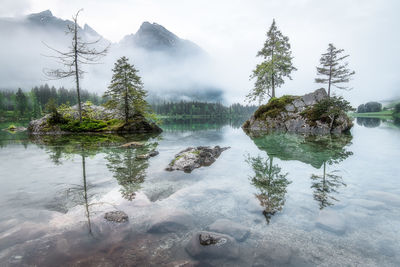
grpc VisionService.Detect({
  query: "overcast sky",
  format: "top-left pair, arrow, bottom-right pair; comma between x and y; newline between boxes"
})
1,0 -> 400,104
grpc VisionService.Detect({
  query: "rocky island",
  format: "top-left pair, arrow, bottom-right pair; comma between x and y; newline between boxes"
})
166,146 -> 230,173
28,102 -> 162,134
243,89 -> 353,135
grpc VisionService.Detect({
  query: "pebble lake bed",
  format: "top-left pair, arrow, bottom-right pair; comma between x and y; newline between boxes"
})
0,118 -> 399,266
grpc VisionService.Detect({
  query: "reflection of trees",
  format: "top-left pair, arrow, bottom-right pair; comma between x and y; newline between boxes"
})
310,162 -> 346,209
356,117 -> 381,128
105,141 -> 157,201
30,133 -> 160,233
248,133 -> 352,210
247,155 -> 291,223
161,117 -> 249,132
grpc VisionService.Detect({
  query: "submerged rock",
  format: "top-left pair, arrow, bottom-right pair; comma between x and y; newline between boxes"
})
315,209 -> 346,234
166,146 -> 230,173
120,141 -> 144,148
185,231 -> 239,259
149,150 -> 159,157
147,210 -> 194,233
104,211 -> 129,223
206,219 -> 250,242
243,88 -> 353,135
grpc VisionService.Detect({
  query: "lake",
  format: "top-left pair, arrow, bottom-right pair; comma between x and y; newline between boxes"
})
0,117 -> 399,266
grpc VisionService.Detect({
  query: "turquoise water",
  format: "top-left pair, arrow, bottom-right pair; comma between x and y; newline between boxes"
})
0,118 -> 399,266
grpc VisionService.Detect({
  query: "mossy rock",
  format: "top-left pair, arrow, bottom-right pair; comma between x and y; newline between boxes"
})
254,95 -> 297,120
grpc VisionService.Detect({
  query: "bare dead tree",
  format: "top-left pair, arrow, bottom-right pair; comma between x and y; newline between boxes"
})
43,9 -> 109,122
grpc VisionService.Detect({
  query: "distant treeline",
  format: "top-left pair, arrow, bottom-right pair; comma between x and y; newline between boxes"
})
0,84 -> 258,121
151,101 -> 258,118
0,84 -> 103,120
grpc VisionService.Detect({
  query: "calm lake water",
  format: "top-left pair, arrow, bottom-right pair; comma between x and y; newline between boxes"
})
0,118 -> 400,266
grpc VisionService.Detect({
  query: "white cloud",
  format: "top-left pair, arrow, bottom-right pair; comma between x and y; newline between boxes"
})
3,0 -> 400,104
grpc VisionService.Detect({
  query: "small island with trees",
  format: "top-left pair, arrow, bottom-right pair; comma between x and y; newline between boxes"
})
243,19 -> 355,135
27,11 -> 161,134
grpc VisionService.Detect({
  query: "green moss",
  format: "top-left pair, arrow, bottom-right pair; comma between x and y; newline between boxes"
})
59,117 -> 108,132
106,119 -> 125,130
190,150 -> 200,155
7,124 -> 17,130
254,95 -> 296,120
171,154 -> 184,165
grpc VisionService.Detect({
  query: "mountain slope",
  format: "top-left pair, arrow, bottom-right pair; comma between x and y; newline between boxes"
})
0,10 -> 223,102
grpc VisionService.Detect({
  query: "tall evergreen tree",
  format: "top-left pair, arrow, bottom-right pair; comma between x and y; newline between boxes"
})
15,88 -> 27,116
104,56 -> 149,123
247,19 -> 296,103
315,43 -> 355,97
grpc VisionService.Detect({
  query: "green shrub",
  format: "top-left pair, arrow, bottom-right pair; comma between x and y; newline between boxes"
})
301,96 -> 354,126
254,95 -> 296,119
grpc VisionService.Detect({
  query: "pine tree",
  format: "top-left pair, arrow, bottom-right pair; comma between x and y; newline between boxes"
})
315,43 -> 355,97
104,56 -> 149,123
247,19 -> 297,103
15,88 -> 27,116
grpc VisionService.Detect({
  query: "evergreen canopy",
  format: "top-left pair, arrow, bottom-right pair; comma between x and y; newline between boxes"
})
247,19 -> 296,103
104,56 -> 149,122
315,43 -> 355,97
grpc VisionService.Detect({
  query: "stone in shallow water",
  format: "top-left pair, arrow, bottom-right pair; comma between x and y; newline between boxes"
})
185,231 -> 239,259
136,154 -> 150,160
206,219 -> 250,242
147,210 -> 194,233
315,209 -> 346,234
149,150 -> 159,157
166,146 -> 230,173
365,191 -> 400,206
104,211 -> 129,223
120,141 -> 144,148
350,199 -> 385,210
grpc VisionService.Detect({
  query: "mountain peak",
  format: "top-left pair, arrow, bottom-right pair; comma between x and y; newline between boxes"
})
30,10 -> 53,18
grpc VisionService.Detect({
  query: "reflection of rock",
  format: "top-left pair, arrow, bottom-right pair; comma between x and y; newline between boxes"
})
120,141 -> 144,148
249,133 -> 353,169
147,210 -> 194,233
136,154 -> 150,160
315,209 -> 346,234
104,211 -> 129,223
243,88 -> 353,134
166,146 -> 230,173
185,231 -> 239,259
206,219 -> 250,242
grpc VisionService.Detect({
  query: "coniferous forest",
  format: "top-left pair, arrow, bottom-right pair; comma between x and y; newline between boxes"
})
0,84 -> 257,121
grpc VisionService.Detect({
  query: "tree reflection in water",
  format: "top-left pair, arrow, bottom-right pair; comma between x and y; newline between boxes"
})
105,141 -> 157,201
248,133 -> 353,210
310,162 -> 346,209
247,155 -> 291,223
